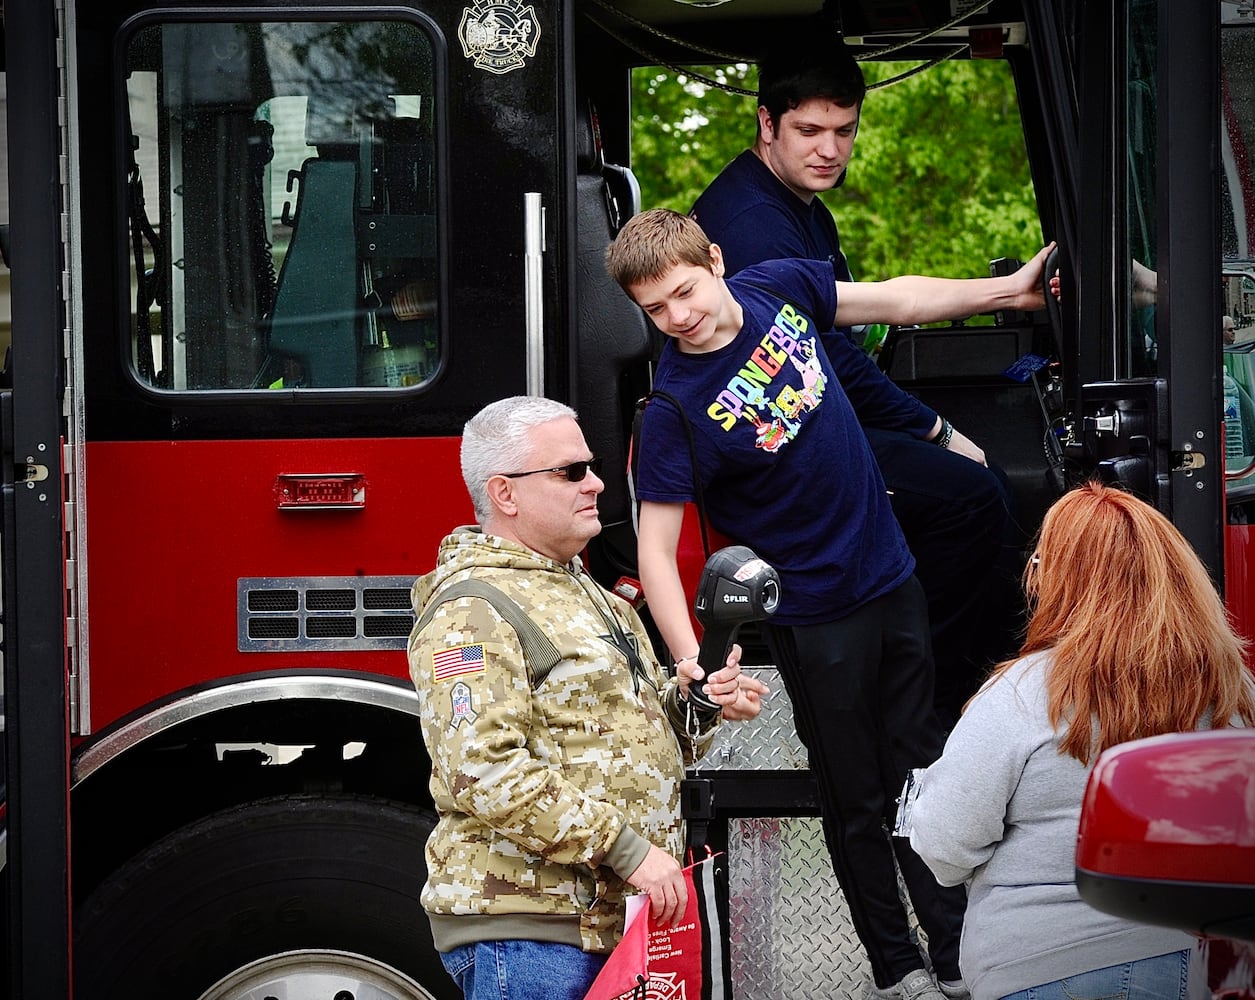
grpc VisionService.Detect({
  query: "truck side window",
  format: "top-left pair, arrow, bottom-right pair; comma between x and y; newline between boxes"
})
1222,17 -> 1255,481
124,19 -> 438,392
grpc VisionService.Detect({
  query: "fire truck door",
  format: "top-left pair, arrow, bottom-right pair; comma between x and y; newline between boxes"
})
1053,0 -> 1223,577
66,3 -> 569,730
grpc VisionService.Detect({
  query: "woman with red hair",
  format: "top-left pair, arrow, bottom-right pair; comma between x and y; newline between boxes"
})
909,480 -> 1255,1000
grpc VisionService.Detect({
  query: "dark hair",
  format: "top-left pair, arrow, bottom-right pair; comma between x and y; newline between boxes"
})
757,38 -> 866,134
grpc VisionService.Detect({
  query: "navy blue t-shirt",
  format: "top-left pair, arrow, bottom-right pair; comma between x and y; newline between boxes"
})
635,259 -> 914,625
692,150 -> 853,281
692,151 -> 937,436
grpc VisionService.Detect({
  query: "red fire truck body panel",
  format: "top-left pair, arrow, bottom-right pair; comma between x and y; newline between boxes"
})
1225,522 -> 1255,651
83,436 -> 468,728
0,0 -> 1244,997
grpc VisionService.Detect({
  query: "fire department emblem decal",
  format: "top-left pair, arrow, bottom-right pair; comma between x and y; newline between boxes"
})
606,973 -> 686,1000
458,0 -> 541,75
642,973 -> 686,999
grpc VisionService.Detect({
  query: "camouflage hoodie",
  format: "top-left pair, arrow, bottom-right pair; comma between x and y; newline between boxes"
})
408,527 -> 718,954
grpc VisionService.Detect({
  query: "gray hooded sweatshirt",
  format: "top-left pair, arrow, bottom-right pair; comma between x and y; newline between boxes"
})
909,651 -> 1193,1000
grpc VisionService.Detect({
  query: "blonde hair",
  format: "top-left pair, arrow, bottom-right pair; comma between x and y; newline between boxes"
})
985,481 -> 1255,763
605,208 -> 715,290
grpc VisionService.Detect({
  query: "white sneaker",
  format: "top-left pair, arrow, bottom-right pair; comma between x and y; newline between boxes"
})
937,980 -> 970,1000
868,969 -> 945,1000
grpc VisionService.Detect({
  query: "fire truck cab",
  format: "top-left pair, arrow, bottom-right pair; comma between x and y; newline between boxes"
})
0,0 -> 1241,997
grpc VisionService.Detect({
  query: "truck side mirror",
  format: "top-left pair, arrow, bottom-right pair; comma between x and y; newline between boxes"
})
1075,729 -> 1255,943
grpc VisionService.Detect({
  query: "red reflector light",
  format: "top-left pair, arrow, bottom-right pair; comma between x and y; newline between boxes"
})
969,26 -> 1004,59
274,474 -> 366,510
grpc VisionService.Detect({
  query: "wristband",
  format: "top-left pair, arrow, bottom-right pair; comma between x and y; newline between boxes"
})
673,652 -> 700,669
934,418 -> 954,449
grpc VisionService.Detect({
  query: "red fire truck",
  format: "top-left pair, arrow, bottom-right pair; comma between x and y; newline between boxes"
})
0,0 -> 1246,997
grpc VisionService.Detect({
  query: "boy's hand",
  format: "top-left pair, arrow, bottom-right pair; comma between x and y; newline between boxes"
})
678,643 -> 769,721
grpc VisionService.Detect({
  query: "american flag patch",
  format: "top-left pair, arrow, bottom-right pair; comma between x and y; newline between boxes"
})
432,644 -> 486,682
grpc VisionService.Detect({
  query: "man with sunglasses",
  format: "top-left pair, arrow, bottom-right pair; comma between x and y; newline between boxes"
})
407,395 -> 766,1000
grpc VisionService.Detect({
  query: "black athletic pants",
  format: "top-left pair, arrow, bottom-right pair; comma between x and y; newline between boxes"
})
864,427 -> 1021,729
764,576 -> 967,989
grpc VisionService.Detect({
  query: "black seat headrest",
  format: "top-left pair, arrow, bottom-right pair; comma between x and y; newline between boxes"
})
575,97 -> 606,175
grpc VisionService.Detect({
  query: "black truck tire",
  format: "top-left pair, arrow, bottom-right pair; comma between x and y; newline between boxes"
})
74,794 -> 454,1000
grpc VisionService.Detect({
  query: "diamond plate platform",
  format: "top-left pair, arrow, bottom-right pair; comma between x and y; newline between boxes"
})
698,668 -> 928,999
700,667 -> 809,771
729,817 -> 872,999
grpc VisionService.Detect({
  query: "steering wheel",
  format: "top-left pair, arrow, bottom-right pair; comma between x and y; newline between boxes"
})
1042,244 -> 1063,357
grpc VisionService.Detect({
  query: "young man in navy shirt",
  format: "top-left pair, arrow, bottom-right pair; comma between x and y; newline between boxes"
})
607,208 -> 1052,1000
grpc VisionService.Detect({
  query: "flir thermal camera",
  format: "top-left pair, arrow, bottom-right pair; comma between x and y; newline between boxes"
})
686,545 -> 781,713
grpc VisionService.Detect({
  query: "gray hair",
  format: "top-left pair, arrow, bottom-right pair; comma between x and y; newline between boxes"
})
461,396 -> 579,525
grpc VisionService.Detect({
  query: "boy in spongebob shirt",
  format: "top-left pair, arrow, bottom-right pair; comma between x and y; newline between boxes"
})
606,209 -> 1051,1000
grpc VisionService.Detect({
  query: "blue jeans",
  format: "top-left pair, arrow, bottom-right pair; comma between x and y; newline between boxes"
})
439,939 -> 610,1000
999,949 -> 1191,1000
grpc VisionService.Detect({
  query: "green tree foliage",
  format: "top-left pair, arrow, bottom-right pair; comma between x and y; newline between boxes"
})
630,64 -> 759,216
630,58 -> 1041,282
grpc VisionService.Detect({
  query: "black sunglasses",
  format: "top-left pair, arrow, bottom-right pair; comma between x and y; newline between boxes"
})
501,457 -> 603,482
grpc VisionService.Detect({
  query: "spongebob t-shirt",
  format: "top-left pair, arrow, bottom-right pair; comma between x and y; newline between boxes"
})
636,258 -> 916,625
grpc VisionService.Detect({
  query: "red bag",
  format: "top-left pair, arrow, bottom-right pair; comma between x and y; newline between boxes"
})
584,852 -> 731,1000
